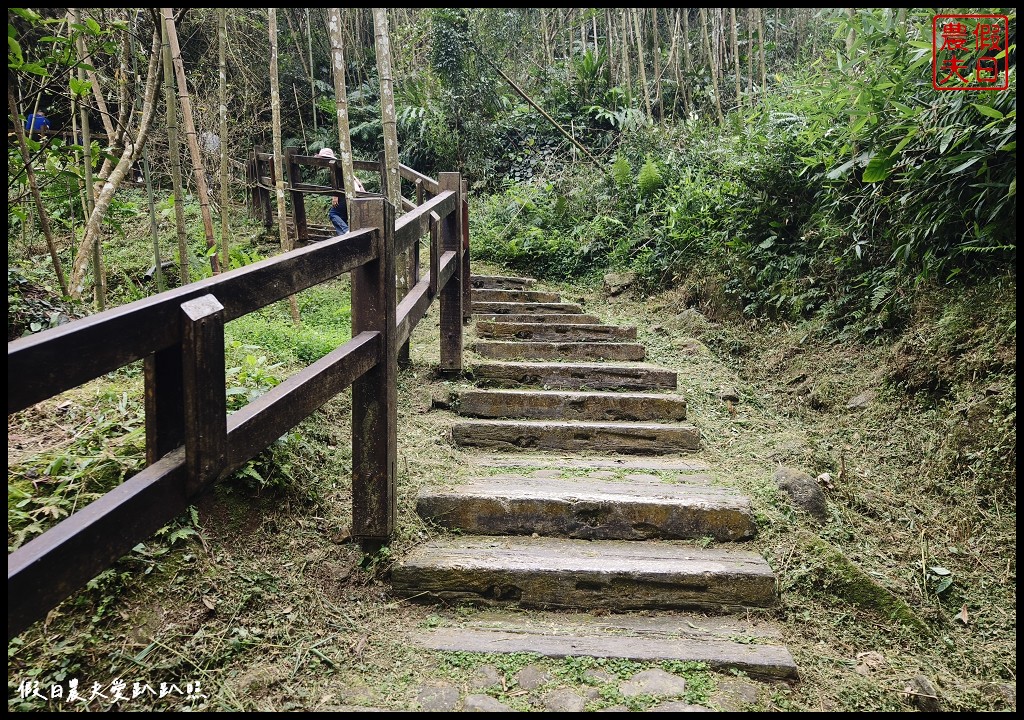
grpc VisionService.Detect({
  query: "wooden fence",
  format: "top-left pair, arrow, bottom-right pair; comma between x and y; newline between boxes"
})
7,168 -> 469,640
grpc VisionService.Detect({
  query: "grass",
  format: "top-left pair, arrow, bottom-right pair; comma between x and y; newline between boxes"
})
6,248 -> 1016,711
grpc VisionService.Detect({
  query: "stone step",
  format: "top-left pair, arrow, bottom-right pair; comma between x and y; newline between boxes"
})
474,313 -> 603,325
470,361 -> 676,391
470,455 -> 710,472
410,609 -> 797,681
473,340 -> 646,362
451,419 -> 700,454
457,389 -> 686,421
417,475 -> 755,541
390,536 -> 777,613
472,288 -> 562,304
471,275 -> 536,290
476,321 -> 636,342
472,301 -> 584,316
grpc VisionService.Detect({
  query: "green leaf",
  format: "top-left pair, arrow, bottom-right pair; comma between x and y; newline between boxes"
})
862,155 -> 893,183
971,104 -> 1004,120
934,576 -> 953,594
20,62 -> 47,76
929,566 -> 951,576
8,35 -> 23,67
947,156 -> 981,175
890,127 -> 918,156
827,158 -> 856,180
85,17 -> 101,36
69,76 -> 90,97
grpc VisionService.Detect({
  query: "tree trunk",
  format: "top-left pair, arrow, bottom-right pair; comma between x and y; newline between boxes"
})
680,10 -> 692,119
730,8 -> 741,112
758,8 -> 766,92
73,9 -> 104,308
630,8 -> 652,122
746,7 -> 754,108
651,9 -> 664,125
162,8 -> 220,275
373,7 -> 409,361
619,9 -> 631,93
269,9 -> 301,324
8,85 -> 69,297
161,18 -> 189,287
307,9 -> 317,133
218,7 -> 230,270
604,8 -> 614,81
68,25 -> 163,296
328,8 -> 359,214
373,9 -> 401,211
129,12 -> 163,291
700,8 -> 724,123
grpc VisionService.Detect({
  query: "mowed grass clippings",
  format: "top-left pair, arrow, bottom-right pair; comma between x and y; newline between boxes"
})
8,261 -> 1015,712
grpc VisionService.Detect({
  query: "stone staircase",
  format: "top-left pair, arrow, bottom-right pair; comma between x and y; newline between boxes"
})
391,274 -> 798,686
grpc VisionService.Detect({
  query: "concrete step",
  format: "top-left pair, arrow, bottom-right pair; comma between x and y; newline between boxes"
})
410,609 -> 797,681
476,321 -> 636,342
451,419 -> 700,454
470,455 -> 711,472
473,340 -> 646,362
470,361 -> 676,391
474,313 -> 603,325
471,275 -> 536,290
390,535 -> 777,613
417,475 -> 755,541
472,288 -> 561,304
472,301 -> 584,316
456,389 -> 686,421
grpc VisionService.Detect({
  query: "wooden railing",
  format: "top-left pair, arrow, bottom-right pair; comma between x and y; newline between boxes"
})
6,170 -> 469,640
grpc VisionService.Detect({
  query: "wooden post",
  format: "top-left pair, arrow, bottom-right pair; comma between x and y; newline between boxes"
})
461,178 -> 472,323
144,347 -> 184,466
438,172 -> 463,375
350,197 -> 397,550
285,147 -> 307,242
180,294 -> 227,497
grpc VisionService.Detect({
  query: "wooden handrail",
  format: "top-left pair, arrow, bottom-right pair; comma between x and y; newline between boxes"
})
7,169 -> 470,639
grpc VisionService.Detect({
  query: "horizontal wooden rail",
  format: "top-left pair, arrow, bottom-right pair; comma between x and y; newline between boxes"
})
226,331 -> 381,466
395,251 -> 458,348
394,191 -> 456,257
8,229 -> 376,414
9,169 -> 470,641
399,163 -> 440,195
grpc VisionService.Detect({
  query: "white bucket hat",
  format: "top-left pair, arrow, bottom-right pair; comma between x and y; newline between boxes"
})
316,147 -> 337,159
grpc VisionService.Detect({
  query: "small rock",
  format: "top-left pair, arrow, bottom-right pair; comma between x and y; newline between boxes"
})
584,687 -> 602,700
673,308 -> 712,336
984,383 -> 1003,396
774,466 -> 829,524
416,682 -> 460,712
985,682 -> 1015,710
620,669 -> 687,698
430,389 -> 452,410
710,677 -> 760,711
469,665 -> 503,691
648,701 -> 713,712
604,271 -> 637,296
596,706 -> 629,712
846,389 -> 876,409
712,387 -> 740,402
542,688 -> 585,712
584,669 -> 617,685
905,675 -> 941,712
515,665 -> 549,691
673,338 -> 710,355
463,694 -> 516,712
651,324 -> 668,335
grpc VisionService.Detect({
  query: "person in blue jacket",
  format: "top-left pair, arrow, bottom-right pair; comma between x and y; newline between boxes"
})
317,147 -> 364,235
25,111 -> 51,133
